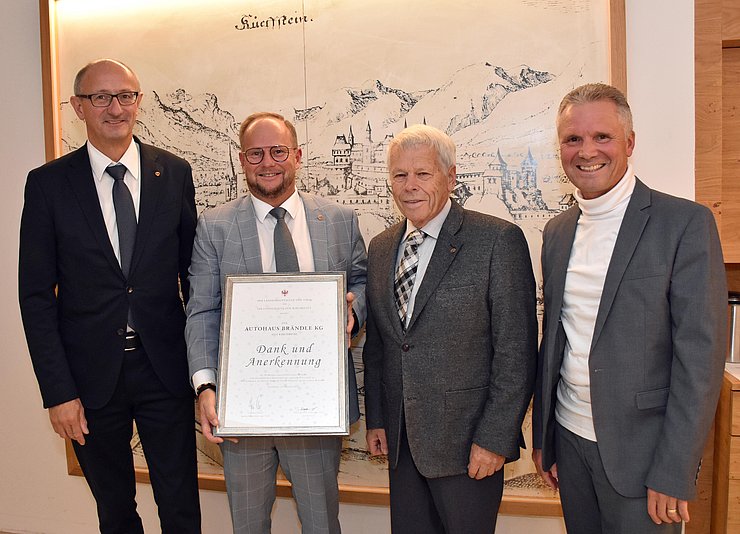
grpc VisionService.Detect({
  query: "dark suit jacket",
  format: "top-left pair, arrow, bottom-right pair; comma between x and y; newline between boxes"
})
363,200 -> 538,478
19,139 -> 197,410
533,178 -> 727,500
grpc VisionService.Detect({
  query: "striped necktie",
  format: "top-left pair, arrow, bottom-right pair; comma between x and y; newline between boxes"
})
394,229 -> 425,329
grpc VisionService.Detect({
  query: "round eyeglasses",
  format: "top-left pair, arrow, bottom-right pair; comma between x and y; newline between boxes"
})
241,145 -> 297,165
76,92 -> 140,108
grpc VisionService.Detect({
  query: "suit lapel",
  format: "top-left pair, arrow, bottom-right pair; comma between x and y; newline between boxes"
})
65,145 -> 123,276
406,201 -> 463,332
542,206 -> 579,384
130,141 -> 163,276
590,179 -> 651,351
302,194 -> 330,272
546,206 -> 580,340
236,195 -> 264,273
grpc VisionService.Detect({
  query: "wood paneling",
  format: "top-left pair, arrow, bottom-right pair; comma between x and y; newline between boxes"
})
727,264 -> 740,292
695,0 -> 724,207
609,0 -> 627,93
39,0 -> 58,162
722,2 -> 740,42
710,373 -> 738,534
723,48 -> 740,202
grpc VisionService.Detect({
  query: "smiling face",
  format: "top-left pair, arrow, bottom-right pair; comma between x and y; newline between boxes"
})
70,60 -> 142,161
389,144 -> 456,228
557,99 -> 635,199
239,117 -> 302,207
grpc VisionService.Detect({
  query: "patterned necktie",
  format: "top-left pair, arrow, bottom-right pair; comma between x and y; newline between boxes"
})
394,229 -> 425,329
108,164 -> 136,277
270,207 -> 300,272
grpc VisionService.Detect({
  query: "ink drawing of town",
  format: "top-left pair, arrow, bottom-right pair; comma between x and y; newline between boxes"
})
55,0 -> 611,500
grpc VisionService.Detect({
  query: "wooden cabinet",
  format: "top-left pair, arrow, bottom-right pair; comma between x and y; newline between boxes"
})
696,0 -> 740,268
710,370 -> 740,534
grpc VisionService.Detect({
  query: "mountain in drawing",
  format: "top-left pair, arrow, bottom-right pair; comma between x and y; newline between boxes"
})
137,90 -> 241,163
63,60 -> 553,165
298,79 -> 429,129
295,62 -> 554,150
59,60 -> 557,208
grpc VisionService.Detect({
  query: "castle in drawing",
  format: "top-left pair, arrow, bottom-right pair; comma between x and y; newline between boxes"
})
318,121 -> 559,220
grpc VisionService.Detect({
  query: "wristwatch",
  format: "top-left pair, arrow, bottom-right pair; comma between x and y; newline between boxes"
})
196,382 -> 216,397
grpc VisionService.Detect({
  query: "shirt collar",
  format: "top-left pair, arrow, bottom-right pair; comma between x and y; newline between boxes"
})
251,189 -> 303,223
87,139 -> 140,182
575,164 -> 636,216
403,198 -> 452,240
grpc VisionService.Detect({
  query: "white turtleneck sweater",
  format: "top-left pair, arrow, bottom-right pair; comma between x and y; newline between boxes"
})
555,166 -> 636,441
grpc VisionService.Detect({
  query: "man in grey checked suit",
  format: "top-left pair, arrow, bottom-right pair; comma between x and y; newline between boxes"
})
363,125 -> 538,533
186,112 -> 367,533
533,83 -> 727,533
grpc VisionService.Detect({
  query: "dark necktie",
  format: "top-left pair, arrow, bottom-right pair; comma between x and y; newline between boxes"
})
394,229 -> 425,329
108,164 -> 137,277
270,207 -> 300,272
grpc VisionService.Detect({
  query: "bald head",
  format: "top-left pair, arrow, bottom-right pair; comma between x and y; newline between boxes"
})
74,59 -> 140,96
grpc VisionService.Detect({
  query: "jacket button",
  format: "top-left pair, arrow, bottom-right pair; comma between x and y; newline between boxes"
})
127,286 -> 134,294
402,344 -> 410,352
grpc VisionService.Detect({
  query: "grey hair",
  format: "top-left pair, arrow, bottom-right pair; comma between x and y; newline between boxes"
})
557,83 -> 633,135
388,124 -> 456,171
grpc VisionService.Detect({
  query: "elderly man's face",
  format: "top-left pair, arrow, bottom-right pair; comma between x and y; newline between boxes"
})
70,61 -> 141,154
557,99 -> 635,199
389,144 -> 455,228
239,117 -> 302,207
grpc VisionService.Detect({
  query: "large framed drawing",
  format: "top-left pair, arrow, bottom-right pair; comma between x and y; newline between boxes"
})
40,0 -> 626,514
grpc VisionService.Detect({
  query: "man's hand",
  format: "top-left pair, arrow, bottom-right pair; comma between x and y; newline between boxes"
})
49,398 -> 88,445
532,448 -> 559,490
647,488 -> 689,525
366,428 -> 388,456
346,292 -> 356,344
197,389 -> 238,444
467,443 -> 505,479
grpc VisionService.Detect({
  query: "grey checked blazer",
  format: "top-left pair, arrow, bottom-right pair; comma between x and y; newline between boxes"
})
363,200 -> 538,477
185,191 -> 367,421
533,178 -> 727,500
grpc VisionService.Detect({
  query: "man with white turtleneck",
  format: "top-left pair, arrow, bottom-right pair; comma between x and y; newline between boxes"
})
533,83 -> 727,533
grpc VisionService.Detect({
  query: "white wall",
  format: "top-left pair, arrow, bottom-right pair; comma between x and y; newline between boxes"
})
626,0 -> 695,200
0,1 -> 693,532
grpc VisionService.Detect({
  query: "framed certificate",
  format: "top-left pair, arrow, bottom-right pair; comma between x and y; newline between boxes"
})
215,273 -> 348,436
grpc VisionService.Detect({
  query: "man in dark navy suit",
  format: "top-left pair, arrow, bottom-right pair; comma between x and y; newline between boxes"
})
19,59 -> 200,533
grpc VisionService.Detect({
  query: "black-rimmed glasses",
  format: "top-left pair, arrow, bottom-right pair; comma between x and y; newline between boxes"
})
76,92 -> 140,107
241,145 -> 297,164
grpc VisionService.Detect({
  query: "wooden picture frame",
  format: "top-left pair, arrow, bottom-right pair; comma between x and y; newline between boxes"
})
39,0 -> 626,514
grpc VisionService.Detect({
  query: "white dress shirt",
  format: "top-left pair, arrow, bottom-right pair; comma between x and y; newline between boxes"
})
87,139 -> 141,268
396,199 -> 452,328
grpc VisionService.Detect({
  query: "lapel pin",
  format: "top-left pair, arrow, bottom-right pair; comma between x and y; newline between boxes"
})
154,171 -> 161,177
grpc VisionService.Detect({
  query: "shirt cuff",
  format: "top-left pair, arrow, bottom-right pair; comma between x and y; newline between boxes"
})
192,368 -> 217,392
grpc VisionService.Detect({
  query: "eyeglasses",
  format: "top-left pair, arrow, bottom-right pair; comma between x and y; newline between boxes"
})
76,92 -> 140,108
241,145 -> 297,165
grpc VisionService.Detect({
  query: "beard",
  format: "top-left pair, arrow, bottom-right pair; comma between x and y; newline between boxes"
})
246,174 -> 294,202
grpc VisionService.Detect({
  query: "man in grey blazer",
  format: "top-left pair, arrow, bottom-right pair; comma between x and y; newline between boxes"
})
533,83 -> 727,533
186,112 -> 367,533
363,125 -> 537,533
